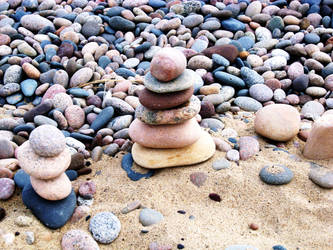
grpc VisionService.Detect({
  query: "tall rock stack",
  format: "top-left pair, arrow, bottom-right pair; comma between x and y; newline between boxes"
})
129,48 -> 215,169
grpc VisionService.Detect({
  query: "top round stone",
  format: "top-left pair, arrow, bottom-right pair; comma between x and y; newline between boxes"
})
150,48 -> 187,82
29,125 -> 66,157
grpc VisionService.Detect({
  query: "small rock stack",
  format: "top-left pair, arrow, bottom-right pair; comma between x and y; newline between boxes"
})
17,125 -> 72,200
129,48 -> 215,169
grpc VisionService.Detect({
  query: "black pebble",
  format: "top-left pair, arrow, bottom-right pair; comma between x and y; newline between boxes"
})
209,193 -> 221,202
0,207 -> 6,221
15,232 -> 20,236
177,244 -> 185,249
177,210 -> 186,214
141,230 -> 149,234
85,215 -> 91,221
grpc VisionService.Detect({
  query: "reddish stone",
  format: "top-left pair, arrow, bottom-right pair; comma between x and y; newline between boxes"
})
299,94 -> 313,105
202,44 -> 238,63
42,84 -> 66,102
0,34 -> 10,46
138,86 -> 194,110
199,101 -> 215,118
298,130 -> 310,142
265,78 -> 281,91
239,136 -> 259,160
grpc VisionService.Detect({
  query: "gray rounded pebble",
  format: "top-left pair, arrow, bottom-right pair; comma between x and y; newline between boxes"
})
139,208 -> 163,226
89,212 -> 121,244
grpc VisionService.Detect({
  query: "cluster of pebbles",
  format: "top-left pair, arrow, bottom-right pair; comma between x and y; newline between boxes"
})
1,0 -> 333,248
129,47 -> 216,168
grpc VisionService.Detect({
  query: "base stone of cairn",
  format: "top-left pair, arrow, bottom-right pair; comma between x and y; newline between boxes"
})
129,48 -> 215,169
16,125 -> 76,229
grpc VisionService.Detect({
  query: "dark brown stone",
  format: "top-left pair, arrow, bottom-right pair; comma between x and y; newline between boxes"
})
77,167 -> 92,176
199,101 -> 215,118
138,86 -> 194,110
202,44 -> 238,63
0,167 -> 13,179
68,153 -> 85,171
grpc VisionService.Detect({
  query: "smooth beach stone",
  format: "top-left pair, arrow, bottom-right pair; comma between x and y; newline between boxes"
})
0,83 -> 20,97
259,164 -> 294,185
24,99 -> 53,122
239,136 -> 260,160
0,178 -> 15,200
70,68 -> 93,88
301,101 -> 324,120
34,115 -> 58,127
65,105 -> 85,129
221,18 -> 246,32
139,208 -> 163,226
150,48 -> 186,82
29,125 -> 66,157
90,107 -> 114,131
234,97 -> 263,112
129,118 -> 201,148
138,86 -> 194,110
109,16 -> 135,31
132,131 -> 215,169
144,69 -> 197,93
212,158 -> 231,170
22,184 -> 76,229
4,65 -> 22,84
61,230 -> 99,250
255,104 -> 300,141
30,173 -> 72,201
21,79 -> 37,97
17,141 -> 71,180
136,95 -> 200,125
201,118 -> 225,132
240,67 -> 264,87
6,93 -> 22,105
214,71 -> 245,88
20,14 -> 55,32
249,84 -> 273,102
89,212 -> 121,244
309,163 -> 333,188
0,139 -> 14,159
303,114 -> 333,159
202,44 -> 239,63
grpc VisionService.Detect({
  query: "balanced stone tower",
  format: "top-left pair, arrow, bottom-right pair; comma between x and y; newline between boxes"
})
17,125 -> 72,200
129,48 -> 215,169
16,125 -> 76,229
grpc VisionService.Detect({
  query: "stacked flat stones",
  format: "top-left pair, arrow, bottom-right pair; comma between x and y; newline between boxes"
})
129,48 -> 215,169
17,125 -> 72,200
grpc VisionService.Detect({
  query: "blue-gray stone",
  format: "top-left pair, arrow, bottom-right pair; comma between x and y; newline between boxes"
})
121,153 -> 154,181
191,39 -> 208,53
149,0 -> 166,8
0,2 -> 9,11
234,96 -> 262,111
21,79 -> 37,97
272,245 -> 287,250
90,107 -> 114,131
45,48 -> 57,62
6,93 -> 23,105
22,0 -> 38,9
115,68 -> 136,78
14,169 -> 30,189
237,36 -> 255,50
221,18 -> 245,32
106,7 -> 125,17
109,16 -> 135,31
34,115 -> 58,127
240,67 -> 264,87
304,33 -> 320,44
70,132 -> 93,141
214,71 -> 245,88
67,88 -> 89,97
98,56 -> 111,69
138,61 -> 150,70
13,124 -> 35,134
267,16 -> 284,31
259,164 -> 294,185
212,54 -> 230,67
201,118 -> 225,132
65,170 -> 78,181
134,42 -> 152,53
322,62 -> 333,78
139,208 -> 163,226
32,96 -> 42,106
22,184 -> 76,229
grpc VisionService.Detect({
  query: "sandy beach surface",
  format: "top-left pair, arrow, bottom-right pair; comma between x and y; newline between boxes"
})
1,111 -> 333,250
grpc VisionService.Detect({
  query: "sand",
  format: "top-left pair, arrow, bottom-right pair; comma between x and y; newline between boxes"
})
1,112 -> 333,249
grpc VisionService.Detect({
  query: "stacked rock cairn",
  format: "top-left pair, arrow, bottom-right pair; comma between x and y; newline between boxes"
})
129,48 -> 215,169
16,124 -> 72,201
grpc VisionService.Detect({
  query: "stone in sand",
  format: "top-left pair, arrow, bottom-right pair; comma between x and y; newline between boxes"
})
131,131 -> 215,168
254,104 -> 300,141
303,114 -> 333,159
135,95 -> 200,125
29,125 -> 66,157
138,86 -> 194,110
150,48 -> 187,82
30,173 -> 72,201
144,69 -> 197,93
17,141 -> 71,180
129,118 -> 201,149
